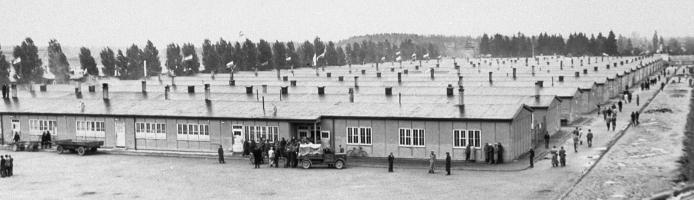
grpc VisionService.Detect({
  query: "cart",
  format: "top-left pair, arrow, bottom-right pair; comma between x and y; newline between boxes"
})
298,143 -> 347,169
54,139 -> 104,156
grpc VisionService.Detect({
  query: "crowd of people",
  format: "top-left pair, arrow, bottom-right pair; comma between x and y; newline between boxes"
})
0,155 -> 14,178
238,137 -> 309,169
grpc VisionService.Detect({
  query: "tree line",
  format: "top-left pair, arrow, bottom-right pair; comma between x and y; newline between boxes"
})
479,31 -> 620,57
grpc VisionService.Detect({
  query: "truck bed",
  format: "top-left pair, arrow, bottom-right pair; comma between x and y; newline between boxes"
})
54,139 -> 104,147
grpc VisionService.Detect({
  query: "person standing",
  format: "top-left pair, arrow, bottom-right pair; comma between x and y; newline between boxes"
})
268,147 -> 275,167
465,144 -> 471,161
46,131 -> 52,149
484,143 -> 490,163
243,140 -> 250,157
573,134 -> 579,153
284,143 -> 292,168
490,144 -> 497,164
13,131 -> 20,143
217,145 -> 225,164
559,147 -> 566,167
388,152 -> 394,172
586,129 -> 594,148
253,147 -> 261,169
544,132 -> 550,149
428,151 -> 436,174
636,95 -> 640,106
0,155 -> 5,177
550,146 -> 558,167
496,143 -> 504,164
528,148 -> 535,168
445,152 -> 451,175
635,111 -> 640,125
611,115 -> 617,131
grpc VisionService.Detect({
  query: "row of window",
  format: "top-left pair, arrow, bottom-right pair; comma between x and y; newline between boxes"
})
453,130 -> 481,148
76,121 -> 106,138
244,126 -> 279,142
29,119 -> 57,135
177,124 -> 210,141
347,127 -> 372,145
136,122 -> 167,139
399,128 -> 426,147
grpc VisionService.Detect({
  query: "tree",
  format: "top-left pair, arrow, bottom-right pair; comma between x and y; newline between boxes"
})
181,43 -> 200,75
604,31 -> 618,55
242,39 -> 257,71
479,33 -> 490,55
125,44 -> 143,79
79,47 -> 98,76
201,39 -> 218,73
314,37 -> 325,66
257,39 -> 273,70
336,46 -> 346,66
115,50 -> 128,78
142,40 -> 161,76
232,42 -> 244,70
272,41 -> 287,69
12,38 -> 43,83
0,45 -> 11,84
165,43 -> 182,75
300,41 -> 314,67
215,38 -> 234,73
667,38 -> 682,55
325,41 -> 338,66
100,48 -> 116,77
286,42 -> 300,68
652,31 -> 659,53
47,39 -> 69,83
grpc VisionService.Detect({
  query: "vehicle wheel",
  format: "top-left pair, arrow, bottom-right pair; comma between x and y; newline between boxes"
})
335,160 -> 345,169
301,160 -> 311,169
57,145 -> 64,154
77,146 -> 86,156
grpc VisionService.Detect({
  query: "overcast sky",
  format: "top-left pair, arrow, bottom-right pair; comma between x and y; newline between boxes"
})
0,0 -> 692,48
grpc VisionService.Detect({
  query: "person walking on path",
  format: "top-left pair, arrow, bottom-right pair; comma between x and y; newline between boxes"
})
445,152 -> 451,175
490,144 -> 497,164
618,100 -> 623,112
550,146 -> 558,167
586,130 -> 594,148
611,115 -> 617,131
484,143 -> 490,163
428,151 -> 436,174
573,134 -> 579,153
544,132 -> 550,149
636,95 -> 640,106
465,145 -> 471,161
13,131 -> 20,143
217,145 -> 225,164
528,148 -> 535,168
0,155 -> 5,177
635,111 -> 640,125
388,152 -> 394,172
559,147 -> 566,167
243,140 -> 250,157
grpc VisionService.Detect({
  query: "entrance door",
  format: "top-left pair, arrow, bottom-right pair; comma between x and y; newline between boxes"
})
320,131 -> 331,148
11,120 -> 20,141
232,125 -> 244,152
115,121 -> 125,147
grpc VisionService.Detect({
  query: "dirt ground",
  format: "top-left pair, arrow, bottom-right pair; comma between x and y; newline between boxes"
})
563,81 -> 691,199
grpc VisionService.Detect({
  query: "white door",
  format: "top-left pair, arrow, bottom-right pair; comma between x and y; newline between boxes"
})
115,121 -> 125,147
232,125 -> 244,152
320,131 -> 330,148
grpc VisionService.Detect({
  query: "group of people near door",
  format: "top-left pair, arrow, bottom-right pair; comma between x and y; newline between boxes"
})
242,137 -> 312,168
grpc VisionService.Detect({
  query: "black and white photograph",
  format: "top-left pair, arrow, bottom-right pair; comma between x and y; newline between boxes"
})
1,0 -> 694,199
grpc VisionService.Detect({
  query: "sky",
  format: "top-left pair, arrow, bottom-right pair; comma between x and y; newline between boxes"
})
0,0 -> 693,49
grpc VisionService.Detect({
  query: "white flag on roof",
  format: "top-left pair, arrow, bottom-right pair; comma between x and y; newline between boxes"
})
12,57 -> 21,64
411,53 -> 417,58
286,56 -> 292,61
183,54 -> 194,61
395,51 -> 401,56
424,53 -> 430,59
396,56 -> 402,62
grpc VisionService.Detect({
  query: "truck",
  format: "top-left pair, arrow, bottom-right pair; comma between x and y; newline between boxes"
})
54,139 -> 104,156
297,143 -> 347,169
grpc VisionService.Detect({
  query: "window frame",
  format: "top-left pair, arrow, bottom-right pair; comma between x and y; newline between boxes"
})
346,127 -> 371,145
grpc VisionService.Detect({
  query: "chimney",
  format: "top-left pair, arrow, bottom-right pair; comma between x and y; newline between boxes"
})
262,84 -> 267,93
276,68 -> 281,79
404,69 -> 408,74
512,68 -> 517,79
488,72 -> 493,83
531,65 -> 535,75
354,76 -> 359,88
326,72 -> 331,77
9,84 -> 17,98
290,80 -> 297,87
348,88 -> 354,103
558,76 -> 564,82
385,87 -> 392,96
164,85 -> 170,100
535,81 -> 543,99
141,80 -> 146,93
40,84 -> 47,92
594,66 -> 598,71
282,76 -> 288,81
102,83 -> 109,99
187,85 -> 195,93
458,86 -> 465,107
377,72 -> 382,78
397,72 -> 402,83
361,69 -> 366,75
317,86 -> 325,95
390,67 -> 394,72
87,85 -> 95,93
446,84 -> 454,96
415,65 -> 419,70
430,68 -> 435,79
560,61 -> 563,70
204,84 -> 210,101
245,86 -> 253,94
280,86 -> 288,95
575,71 -> 580,77
74,85 -> 82,99
583,69 -> 588,74
606,64 -> 610,69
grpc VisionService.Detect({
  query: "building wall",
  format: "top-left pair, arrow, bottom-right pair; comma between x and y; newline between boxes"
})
326,118 -> 523,161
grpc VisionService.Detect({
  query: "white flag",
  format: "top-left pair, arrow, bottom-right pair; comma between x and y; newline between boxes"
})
12,57 -> 21,64
411,53 -> 417,58
396,56 -> 402,62
183,54 -> 194,61
381,57 -> 386,61
286,56 -> 292,61
601,53 -> 608,56
317,50 -> 326,59
226,61 -> 235,68
395,51 -> 401,56
424,53 -> 430,59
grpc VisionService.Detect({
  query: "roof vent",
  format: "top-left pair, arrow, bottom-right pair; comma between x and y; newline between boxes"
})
385,87 -> 392,96
317,86 -> 325,95
40,84 -> 47,92
187,85 -> 195,93
245,86 -> 253,94
446,84 -> 454,96
280,86 -> 288,95
338,76 -> 344,82
558,76 -> 564,82
290,80 -> 297,87
102,83 -> 109,99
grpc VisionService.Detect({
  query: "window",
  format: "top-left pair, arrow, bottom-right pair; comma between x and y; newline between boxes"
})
453,130 -> 468,147
399,128 -> 425,147
136,122 -> 167,139
75,120 -> 104,138
29,119 -> 58,136
176,123 -> 209,141
346,127 -> 371,145
244,125 -> 279,142
468,130 -> 481,148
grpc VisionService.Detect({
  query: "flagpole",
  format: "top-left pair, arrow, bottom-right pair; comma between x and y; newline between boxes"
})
143,60 -> 147,80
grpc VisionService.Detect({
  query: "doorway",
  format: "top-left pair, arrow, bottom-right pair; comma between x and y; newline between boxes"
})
231,125 -> 243,152
115,121 -> 125,147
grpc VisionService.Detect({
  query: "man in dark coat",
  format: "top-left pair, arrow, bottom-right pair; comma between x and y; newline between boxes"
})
0,155 -> 5,177
488,144 -> 495,164
635,111 -> 640,125
445,152 -> 451,175
528,148 -> 535,168
253,147 -> 261,168
387,152 -> 394,172
559,147 -> 566,167
484,143 -> 490,163
243,140 -> 250,157
13,132 -> 20,143
285,144 -> 292,168
496,143 -> 504,164
217,145 -> 225,164
544,132 -> 550,149
465,145 -> 471,161
46,131 -> 52,148
586,130 -> 594,147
